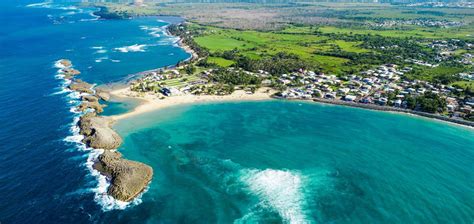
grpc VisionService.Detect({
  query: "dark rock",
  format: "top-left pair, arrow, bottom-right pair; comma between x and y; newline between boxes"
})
69,79 -> 94,94
94,150 -> 153,202
79,114 -> 122,150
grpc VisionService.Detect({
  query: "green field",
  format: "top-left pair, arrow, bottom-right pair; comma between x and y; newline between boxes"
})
208,57 -> 234,67
452,81 -> 474,92
281,24 -> 474,40
320,26 -> 474,40
192,24 -> 371,73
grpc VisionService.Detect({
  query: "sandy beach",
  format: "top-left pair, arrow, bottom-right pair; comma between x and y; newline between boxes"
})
110,87 -> 276,120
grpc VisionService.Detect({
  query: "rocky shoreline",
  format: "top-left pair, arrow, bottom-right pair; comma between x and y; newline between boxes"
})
58,59 -> 153,202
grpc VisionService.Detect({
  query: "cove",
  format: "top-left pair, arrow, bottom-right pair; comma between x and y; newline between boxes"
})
111,100 -> 474,223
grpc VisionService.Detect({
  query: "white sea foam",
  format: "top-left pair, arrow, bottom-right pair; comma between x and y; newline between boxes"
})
52,60 -> 142,211
87,149 -> 148,211
95,56 -> 109,63
27,2 -> 79,12
54,60 -> 69,69
240,169 -> 310,224
51,88 -> 71,95
64,11 -> 77,15
26,2 -> 52,8
95,49 -> 107,54
114,44 -> 147,53
140,25 -> 162,38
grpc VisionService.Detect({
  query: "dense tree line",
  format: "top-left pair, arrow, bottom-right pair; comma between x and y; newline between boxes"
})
209,68 -> 261,85
168,24 -> 209,58
210,50 -> 315,75
405,92 -> 447,113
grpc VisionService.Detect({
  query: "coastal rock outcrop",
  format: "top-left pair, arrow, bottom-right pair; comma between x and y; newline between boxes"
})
95,89 -> 111,101
58,59 -> 72,68
77,101 -> 106,113
82,95 -> 99,103
69,79 -> 94,94
79,113 -> 122,150
93,150 -> 153,202
62,59 -> 153,203
62,68 -> 81,79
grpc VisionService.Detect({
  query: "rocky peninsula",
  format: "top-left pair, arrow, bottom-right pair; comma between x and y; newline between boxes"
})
58,59 -> 153,202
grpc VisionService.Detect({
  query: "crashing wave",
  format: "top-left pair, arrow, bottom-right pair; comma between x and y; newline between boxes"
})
95,56 -> 109,63
26,2 -> 52,8
114,44 -> 147,53
140,25 -> 162,38
53,60 -> 142,211
239,169 -> 311,224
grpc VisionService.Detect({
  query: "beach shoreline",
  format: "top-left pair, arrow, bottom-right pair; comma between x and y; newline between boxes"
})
107,85 -> 474,129
109,87 -> 276,120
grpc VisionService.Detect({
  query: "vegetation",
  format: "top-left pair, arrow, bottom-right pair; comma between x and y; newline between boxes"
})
209,68 -> 261,86
405,92 -> 447,113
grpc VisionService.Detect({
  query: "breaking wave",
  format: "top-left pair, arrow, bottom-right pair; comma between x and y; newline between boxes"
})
140,25 -> 162,38
53,60 -> 143,211
114,44 -> 147,53
239,169 -> 311,223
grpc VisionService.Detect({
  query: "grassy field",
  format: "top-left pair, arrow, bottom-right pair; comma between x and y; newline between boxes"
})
161,74 -> 201,88
192,24 -> 369,73
283,25 -> 474,40
318,26 -> 474,40
208,57 -> 234,67
452,81 -> 474,92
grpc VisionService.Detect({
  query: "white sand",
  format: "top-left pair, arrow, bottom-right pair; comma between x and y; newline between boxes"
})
110,87 -> 276,120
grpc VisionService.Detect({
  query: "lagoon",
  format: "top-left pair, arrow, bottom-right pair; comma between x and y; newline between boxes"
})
112,100 -> 474,223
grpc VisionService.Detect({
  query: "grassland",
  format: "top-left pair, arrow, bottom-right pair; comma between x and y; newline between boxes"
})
94,2 -> 474,31
208,57 -> 234,67
282,25 -> 474,40
452,81 -> 474,92
191,24 -> 369,73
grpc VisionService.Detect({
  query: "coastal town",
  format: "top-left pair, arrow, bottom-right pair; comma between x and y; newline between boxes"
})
127,62 -> 474,126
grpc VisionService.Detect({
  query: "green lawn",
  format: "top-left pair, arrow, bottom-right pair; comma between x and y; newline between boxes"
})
162,75 -> 201,88
191,25 -> 369,73
194,35 -> 253,51
208,57 -> 234,67
452,81 -> 474,92
318,26 -> 474,40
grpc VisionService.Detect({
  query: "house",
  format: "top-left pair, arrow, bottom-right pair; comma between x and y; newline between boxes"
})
324,93 -> 336,99
377,98 -> 388,105
161,87 -> 171,96
344,95 -> 357,101
394,99 -> 402,107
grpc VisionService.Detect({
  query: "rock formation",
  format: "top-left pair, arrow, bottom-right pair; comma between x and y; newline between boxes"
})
77,101 -> 105,113
69,79 -> 94,94
82,95 -> 99,103
62,59 -> 153,202
79,113 -> 122,150
94,150 -> 153,202
58,59 -> 72,68
95,89 -> 111,101
62,68 -> 81,79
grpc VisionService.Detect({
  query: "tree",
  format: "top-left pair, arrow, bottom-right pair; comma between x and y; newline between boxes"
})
185,65 -> 196,75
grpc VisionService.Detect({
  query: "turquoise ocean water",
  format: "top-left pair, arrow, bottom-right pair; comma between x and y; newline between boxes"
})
0,1 -> 473,223
113,101 -> 474,223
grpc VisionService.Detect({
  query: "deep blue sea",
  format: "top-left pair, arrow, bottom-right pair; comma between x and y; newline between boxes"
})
0,1 -> 473,224
0,1 -> 188,223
